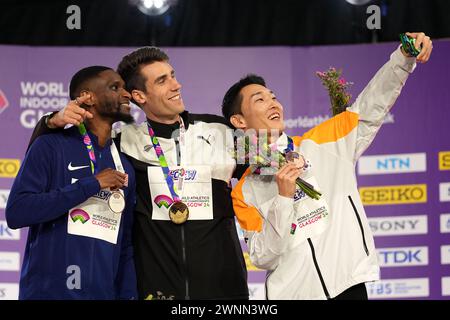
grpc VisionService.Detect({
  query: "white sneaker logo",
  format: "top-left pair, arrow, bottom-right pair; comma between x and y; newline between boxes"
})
68,162 -> 89,171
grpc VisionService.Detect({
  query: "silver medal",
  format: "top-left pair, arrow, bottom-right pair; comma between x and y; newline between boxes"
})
108,191 -> 125,214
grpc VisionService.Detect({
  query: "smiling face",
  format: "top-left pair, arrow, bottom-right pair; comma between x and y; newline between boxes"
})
89,69 -> 133,124
132,61 -> 184,124
232,84 -> 285,132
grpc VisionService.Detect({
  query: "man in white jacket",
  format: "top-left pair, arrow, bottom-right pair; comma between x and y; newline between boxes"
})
222,32 -> 433,300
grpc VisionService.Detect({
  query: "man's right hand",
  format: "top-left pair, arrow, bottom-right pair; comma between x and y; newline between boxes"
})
47,95 -> 93,128
276,163 -> 302,198
95,168 -> 128,190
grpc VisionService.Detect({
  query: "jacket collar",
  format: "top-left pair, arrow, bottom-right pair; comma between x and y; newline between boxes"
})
146,111 -> 190,139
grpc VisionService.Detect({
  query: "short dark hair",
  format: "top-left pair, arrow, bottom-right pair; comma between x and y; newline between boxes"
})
69,66 -> 112,100
117,46 -> 169,96
221,74 -> 266,121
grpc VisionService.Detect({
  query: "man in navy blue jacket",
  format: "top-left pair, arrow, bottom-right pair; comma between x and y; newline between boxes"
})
6,66 -> 138,300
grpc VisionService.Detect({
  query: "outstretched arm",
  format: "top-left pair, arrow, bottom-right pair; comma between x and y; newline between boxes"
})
348,32 -> 432,161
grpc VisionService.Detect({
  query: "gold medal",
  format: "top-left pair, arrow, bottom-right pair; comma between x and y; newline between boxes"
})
168,201 -> 189,224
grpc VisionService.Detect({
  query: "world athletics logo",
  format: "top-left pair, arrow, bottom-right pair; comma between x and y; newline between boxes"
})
70,209 -> 90,224
0,90 -> 9,115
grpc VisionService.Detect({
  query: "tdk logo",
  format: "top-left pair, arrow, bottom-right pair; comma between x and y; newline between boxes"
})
358,153 -> 426,175
377,246 -> 428,267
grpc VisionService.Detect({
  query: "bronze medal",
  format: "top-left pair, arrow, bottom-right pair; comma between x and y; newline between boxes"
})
169,201 -> 189,224
285,151 -> 300,163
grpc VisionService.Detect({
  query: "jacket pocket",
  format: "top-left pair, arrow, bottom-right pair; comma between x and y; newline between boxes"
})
348,195 -> 369,256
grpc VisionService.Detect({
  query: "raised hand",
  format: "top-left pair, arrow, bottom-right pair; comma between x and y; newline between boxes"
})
47,94 -> 93,128
404,32 -> 433,63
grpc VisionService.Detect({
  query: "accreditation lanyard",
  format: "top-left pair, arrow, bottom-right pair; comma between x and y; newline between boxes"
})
146,117 -> 186,202
78,123 -> 125,175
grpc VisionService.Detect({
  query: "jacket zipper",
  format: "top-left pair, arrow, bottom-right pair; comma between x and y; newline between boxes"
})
348,195 -> 369,256
307,238 -> 330,299
176,137 -> 190,299
180,225 -> 190,299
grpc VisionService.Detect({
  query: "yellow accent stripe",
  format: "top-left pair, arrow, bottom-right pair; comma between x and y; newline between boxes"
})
231,168 -> 263,232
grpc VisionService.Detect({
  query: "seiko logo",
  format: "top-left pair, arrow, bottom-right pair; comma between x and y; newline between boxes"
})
439,151 -> 450,171
358,153 -> 426,175
359,184 -> 427,205
0,159 -> 21,178
368,215 -> 427,236
377,246 -> 428,267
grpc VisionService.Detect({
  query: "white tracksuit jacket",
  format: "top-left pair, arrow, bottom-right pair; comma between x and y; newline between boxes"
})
231,47 -> 417,299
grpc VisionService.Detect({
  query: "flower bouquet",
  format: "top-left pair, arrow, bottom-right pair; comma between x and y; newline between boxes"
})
316,67 -> 353,116
234,132 -> 322,200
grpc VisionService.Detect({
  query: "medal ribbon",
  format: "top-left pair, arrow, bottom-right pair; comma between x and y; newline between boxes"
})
146,118 -> 185,203
78,123 -> 126,175
78,123 -> 98,175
